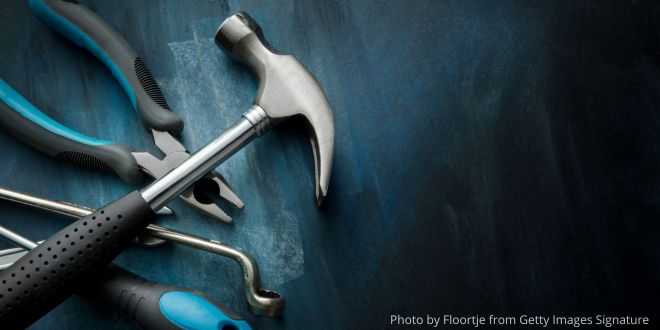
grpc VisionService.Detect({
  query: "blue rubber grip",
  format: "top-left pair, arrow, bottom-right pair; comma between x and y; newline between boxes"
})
83,264 -> 251,330
29,0 -> 136,109
160,291 -> 252,330
29,0 -> 184,134
0,78 -> 143,184
0,78 -> 110,146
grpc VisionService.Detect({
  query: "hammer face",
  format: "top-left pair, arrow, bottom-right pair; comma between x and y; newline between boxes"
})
216,12 -> 335,205
214,12 -> 264,61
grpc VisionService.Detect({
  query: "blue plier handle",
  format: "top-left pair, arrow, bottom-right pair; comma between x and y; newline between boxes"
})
0,78 -> 145,183
31,0 -> 183,134
0,0 -> 182,184
0,0 -> 243,221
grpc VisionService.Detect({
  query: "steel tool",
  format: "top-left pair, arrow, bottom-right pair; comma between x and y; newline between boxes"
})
0,0 -> 243,222
0,187 -> 169,249
0,186 -> 284,316
0,12 -> 333,328
0,226 -> 252,330
0,246 -> 31,269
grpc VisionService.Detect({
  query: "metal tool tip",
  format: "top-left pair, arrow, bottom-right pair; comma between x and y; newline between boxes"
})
156,206 -> 174,215
312,137 -> 332,207
315,187 -> 327,206
248,288 -> 286,317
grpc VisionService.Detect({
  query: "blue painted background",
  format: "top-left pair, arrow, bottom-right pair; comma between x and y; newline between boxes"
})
0,0 -> 659,328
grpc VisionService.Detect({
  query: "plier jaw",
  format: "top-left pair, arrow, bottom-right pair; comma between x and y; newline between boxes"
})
133,130 -> 243,222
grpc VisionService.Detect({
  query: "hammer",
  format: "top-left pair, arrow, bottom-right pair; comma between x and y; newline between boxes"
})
144,12 -> 334,207
0,12 -> 334,328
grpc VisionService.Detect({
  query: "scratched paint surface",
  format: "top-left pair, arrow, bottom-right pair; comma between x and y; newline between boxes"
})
0,0 -> 659,329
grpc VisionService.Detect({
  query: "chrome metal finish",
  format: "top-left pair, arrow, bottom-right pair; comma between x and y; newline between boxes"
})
140,112 -> 264,211
133,129 -> 244,222
146,225 -> 284,316
0,187 -> 91,218
0,187 -> 167,247
0,186 -> 283,315
0,187 -> 173,217
138,11 -> 337,211
243,105 -> 271,136
0,226 -> 37,250
216,12 -> 335,204
156,207 -> 174,215
0,249 -> 28,269
0,246 -> 26,258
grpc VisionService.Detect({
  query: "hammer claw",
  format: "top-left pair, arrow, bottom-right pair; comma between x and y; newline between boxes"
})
139,12 -> 336,212
216,12 -> 335,205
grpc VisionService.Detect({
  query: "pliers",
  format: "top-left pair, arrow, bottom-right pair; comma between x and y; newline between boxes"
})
0,0 -> 243,222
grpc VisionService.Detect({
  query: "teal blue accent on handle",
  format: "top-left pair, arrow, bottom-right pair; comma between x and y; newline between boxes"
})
159,291 -> 252,330
28,0 -> 137,109
0,78 -> 111,146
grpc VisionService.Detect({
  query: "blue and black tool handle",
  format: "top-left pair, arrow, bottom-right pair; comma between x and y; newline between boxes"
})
0,78 -> 143,184
0,226 -> 250,330
83,264 -> 251,330
0,191 -> 155,329
0,0 -> 184,184
29,0 -> 183,135
0,192 -> 250,329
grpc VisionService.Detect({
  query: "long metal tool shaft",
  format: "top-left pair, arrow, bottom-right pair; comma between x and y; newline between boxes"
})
0,186 -> 284,316
140,106 -> 270,211
0,226 -> 37,249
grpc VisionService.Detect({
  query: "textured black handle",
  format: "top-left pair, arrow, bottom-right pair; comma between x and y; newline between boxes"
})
82,265 -> 244,330
0,191 -> 156,329
84,264 -> 181,330
0,97 -> 143,185
30,0 -> 184,134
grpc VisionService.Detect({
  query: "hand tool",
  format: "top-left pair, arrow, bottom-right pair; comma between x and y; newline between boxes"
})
0,185 -> 170,249
0,186 -> 284,316
0,247 -> 31,269
0,11 -> 333,328
0,226 -> 252,330
0,0 -> 243,222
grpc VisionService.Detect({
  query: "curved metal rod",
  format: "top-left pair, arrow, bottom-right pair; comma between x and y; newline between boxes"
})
0,186 -> 284,316
146,225 -> 284,316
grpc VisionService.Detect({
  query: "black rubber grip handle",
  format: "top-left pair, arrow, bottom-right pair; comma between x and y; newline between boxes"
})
29,0 -> 184,135
0,94 -> 143,185
82,265 -> 248,330
0,191 -> 156,329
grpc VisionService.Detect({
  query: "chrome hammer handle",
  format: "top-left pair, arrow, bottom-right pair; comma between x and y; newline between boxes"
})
0,91 -> 271,329
141,105 -> 271,211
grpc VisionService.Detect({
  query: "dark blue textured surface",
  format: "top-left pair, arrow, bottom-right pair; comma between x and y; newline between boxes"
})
0,0 -> 659,329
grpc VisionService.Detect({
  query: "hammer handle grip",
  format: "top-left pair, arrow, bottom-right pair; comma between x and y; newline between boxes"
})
0,191 -> 155,329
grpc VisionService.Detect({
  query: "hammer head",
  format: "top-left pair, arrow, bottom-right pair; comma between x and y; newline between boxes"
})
215,12 -> 334,205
